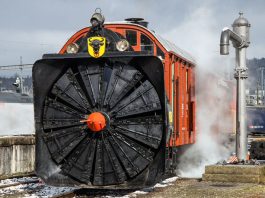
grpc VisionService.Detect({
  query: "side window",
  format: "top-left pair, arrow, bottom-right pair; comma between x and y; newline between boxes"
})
140,34 -> 153,52
126,30 -> 137,46
157,45 -> 165,59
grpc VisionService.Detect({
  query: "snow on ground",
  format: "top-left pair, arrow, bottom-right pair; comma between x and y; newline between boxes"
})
0,176 -> 179,198
105,176 -> 179,198
153,176 -> 179,188
0,177 -> 77,198
0,177 -> 38,185
24,184 -> 77,198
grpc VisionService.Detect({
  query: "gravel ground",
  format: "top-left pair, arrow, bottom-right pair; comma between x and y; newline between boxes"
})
137,178 -> 265,198
1,177 -> 265,197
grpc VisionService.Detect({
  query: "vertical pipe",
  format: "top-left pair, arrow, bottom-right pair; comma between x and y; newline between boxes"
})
220,13 -> 250,161
235,49 -> 240,157
261,67 -> 264,105
20,56 -> 23,94
261,68 -> 264,91
235,48 -> 248,160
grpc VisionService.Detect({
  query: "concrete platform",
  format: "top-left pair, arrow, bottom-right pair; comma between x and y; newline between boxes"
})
0,135 -> 35,179
203,164 -> 265,184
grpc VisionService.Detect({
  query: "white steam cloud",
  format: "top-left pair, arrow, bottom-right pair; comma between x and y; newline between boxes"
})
0,103 -> 34,135
164,3 -> 235,177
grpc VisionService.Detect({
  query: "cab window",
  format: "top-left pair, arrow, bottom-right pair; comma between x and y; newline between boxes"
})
126,30 -> 137,46
157,45 -> 165,59
140,34 -> 153,52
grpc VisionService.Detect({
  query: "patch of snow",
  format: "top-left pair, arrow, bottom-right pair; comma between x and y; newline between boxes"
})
105,176 -> 179,198
160,176 -> 178,184
25,185 -> 77,198
0,177 -> 78,197
0,177 -> 38,185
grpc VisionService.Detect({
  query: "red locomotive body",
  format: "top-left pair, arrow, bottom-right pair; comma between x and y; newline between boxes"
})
33,12 -> 196,188
60,22 -> 196,148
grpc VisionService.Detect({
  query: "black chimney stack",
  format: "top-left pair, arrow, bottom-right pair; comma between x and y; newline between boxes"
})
125,18 -> 149,28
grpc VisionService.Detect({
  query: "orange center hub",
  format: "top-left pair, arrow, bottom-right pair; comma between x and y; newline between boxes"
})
86,112 -> 106,132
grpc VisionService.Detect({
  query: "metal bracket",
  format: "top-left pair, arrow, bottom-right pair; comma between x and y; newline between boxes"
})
234,67 -> 248,79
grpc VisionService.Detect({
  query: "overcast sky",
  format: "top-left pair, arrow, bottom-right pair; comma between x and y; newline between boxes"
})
0,0 -> 264,76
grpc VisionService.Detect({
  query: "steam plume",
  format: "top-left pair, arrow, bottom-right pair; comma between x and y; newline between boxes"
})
164,4 -> 234,177
0,103 -> 34,135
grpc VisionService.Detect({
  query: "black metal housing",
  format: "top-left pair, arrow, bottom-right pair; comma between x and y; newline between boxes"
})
33,54 -> 166,188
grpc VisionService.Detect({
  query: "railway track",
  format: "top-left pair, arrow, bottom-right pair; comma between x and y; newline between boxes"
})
0,177 -> 41,197
0,176 -> 178,197
51,177 -> 179,197
51,188 -> 139,198
51,191 -> 76,198
0,177 -> 77,197
0,178 -> 40,189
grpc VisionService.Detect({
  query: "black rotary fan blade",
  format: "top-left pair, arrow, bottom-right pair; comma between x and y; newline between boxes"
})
42,60 -> 164,186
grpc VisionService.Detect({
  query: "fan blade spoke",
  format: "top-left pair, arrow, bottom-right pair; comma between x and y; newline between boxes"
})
108,129 -> 154,178
100,133 -> 127,184
104,64 -> 143,109
62,137 -> 96,183
43,127 -> 87,163
44,97 -> 84,118
43,98 -> 85,130
93,139 -> 104,185
113,116 -> 163,149
50,69 -> 90,114
76,64 -> 102,107
111,81 -> 161,117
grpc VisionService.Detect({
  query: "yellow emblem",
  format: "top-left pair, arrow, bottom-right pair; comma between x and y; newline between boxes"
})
87,36 -> 106,58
